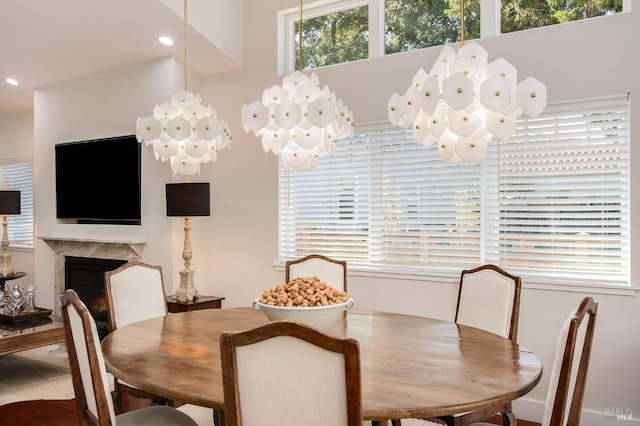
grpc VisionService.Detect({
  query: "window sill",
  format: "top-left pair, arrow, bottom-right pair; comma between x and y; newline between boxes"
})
273,263 -> 638,296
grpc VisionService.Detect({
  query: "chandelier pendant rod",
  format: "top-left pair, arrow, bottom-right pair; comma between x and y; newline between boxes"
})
460,0 -> 465,46
298,0 -> 304,71
184,0 -> 189,91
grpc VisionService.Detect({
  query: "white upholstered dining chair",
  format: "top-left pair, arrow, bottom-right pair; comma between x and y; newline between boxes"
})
60,289 -> 198,426
393,264 -> 522,426
538,296 -> 598,426
455,264 -> 522,341
285,254 -> 348,292
104,260 -> 171,412
441,264 -> 521,425
220,319 -> 363,426
470,296 -> 598,426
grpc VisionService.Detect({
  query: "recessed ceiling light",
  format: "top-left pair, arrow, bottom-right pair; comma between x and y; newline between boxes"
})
158,36 -> 174,46
5,78 -> 18,86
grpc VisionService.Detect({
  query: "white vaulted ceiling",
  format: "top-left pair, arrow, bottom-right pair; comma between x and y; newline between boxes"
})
0,0 -> 242,115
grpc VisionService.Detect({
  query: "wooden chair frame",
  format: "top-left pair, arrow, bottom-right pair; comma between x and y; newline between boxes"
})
462,297 -> 598,426
546,296 -> 597,426
285,254 -> 348,292
61,289 -> 113,425
220,320 -> 363,426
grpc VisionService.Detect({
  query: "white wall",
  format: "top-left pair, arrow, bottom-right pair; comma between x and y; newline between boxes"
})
1,1 -> 637,424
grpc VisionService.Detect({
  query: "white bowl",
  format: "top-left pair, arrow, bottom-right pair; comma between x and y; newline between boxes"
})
252,298 -> 354,331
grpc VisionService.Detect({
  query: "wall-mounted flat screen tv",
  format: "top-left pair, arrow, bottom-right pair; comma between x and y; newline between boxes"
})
55,135 -> 141,225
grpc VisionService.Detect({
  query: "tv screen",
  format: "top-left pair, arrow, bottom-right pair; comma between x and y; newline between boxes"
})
55,135 -> 141,225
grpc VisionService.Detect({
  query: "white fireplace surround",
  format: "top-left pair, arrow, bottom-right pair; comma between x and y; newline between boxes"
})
39,235 -> 147,308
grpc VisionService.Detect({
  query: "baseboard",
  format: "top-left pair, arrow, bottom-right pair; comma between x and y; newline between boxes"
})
513,398 -> 640,425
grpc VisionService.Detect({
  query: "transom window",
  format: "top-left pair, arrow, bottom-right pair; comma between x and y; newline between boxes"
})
278,94 -> 630,287
279,0 -> 625,73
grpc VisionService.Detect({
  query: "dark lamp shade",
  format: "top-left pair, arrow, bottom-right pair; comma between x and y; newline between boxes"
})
0,191 -> 21,215
166,183 -> 210,217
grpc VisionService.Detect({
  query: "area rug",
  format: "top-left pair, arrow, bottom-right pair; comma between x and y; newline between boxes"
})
0,344 -> 74,405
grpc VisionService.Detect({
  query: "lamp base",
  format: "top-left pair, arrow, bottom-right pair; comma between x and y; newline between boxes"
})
175,269 -> 198,302
0,251 -> 14,277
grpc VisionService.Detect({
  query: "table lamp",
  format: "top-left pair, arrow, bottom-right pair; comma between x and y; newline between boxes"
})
166,182 -> 210,301
0,190 -> 20,277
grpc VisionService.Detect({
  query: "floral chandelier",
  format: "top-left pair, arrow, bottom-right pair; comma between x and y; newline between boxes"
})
388,0 -> 546,164
241,0 -> 354,170
135,0 -> 231,176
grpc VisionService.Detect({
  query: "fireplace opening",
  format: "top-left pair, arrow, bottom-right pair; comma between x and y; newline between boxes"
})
64,256 -> 127,340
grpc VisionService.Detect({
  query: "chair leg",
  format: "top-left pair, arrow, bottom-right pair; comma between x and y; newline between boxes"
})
213,409 -> 225,426
500,410 -> 516,426
153,396 -> 174,407
113,390 -> 125,414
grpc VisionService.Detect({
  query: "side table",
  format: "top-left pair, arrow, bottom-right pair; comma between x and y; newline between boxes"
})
166,295 -> 225,313
0,315 -> 65,356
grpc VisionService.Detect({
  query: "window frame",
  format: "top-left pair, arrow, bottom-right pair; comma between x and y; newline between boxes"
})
277,0 -> 381,75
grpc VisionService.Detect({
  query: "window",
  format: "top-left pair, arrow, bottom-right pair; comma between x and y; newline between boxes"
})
500,0 -> 623,34
280,0 -> 374,74
385,0 -> 479,54
279,94 -> 630,287
0,158 -> 34,249
279,0 -> 625,73
294,4 -> 369,69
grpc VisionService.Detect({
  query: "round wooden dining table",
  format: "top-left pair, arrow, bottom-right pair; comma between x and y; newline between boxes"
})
101,307 -> 542,425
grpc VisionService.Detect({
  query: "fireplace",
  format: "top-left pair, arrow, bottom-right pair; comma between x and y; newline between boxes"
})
65,256 -> 127,339
39,235 -> 146,338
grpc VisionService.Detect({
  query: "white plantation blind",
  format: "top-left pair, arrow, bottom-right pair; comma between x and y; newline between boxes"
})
279,94 -> 630,286
368,128 -> 485,272
280,125 -> 491,272
280,134 -> 372,262
486,95 -> 630,285
0,158 -> 34,249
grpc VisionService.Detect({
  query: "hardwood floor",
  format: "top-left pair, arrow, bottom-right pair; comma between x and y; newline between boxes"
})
0,393 -> 154,425
0,399 -> 77,426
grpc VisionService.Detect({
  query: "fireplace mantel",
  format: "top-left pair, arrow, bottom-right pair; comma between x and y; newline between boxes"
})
39,235 -> 147,259
39,235 -> 148,312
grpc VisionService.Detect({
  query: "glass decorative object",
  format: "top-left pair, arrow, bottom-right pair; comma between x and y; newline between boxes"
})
7,285 -> 23,315
23,284 -> 35,312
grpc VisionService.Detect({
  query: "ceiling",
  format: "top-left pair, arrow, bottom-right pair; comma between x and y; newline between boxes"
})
0,0 -> 240,116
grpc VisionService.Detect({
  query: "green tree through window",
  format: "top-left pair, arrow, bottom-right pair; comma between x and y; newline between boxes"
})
294,6 -> 369,70
386,0 -> 480,54
501,0 -> 623,33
